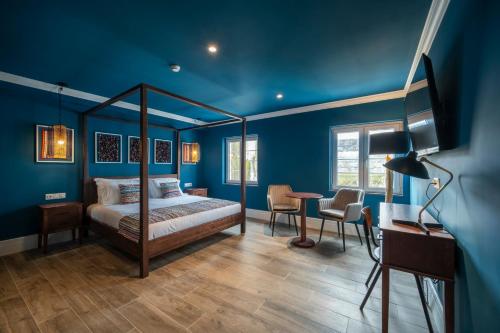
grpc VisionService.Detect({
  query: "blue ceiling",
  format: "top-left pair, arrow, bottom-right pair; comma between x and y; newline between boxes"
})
0,0 -> 431,121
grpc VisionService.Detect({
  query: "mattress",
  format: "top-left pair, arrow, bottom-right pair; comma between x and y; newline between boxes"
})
87,195 -> 241,240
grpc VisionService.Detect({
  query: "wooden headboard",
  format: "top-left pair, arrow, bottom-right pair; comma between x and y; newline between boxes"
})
83,174 -> 178,207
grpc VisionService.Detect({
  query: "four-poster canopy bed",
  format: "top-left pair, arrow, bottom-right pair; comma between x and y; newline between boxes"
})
82,83 -> 247,278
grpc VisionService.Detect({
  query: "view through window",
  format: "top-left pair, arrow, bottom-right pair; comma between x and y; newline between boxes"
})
226,136 -> 258,184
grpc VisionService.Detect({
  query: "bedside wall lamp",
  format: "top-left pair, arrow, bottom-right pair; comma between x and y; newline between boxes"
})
182,142 -> 200,164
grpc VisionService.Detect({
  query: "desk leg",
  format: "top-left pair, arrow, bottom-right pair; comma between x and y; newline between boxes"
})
382,265 -> 390,333
445,281 -> 454,333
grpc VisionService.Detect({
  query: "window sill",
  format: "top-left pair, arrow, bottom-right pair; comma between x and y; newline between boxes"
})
330,187 -> 403,196
224,182 -> 259,187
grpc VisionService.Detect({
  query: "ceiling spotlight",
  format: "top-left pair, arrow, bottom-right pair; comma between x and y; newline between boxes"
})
170,64 -> 181,72
276,93 -> 284,100
207,44 -> 218,54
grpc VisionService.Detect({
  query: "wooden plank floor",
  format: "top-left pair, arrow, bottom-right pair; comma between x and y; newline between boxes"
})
0,219 -> 434,333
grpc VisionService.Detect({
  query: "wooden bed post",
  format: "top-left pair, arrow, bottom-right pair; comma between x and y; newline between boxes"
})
240,118 -> 246,234
176,130 -> 181,180
82,113 -> 89,236
139,84 -> 149,278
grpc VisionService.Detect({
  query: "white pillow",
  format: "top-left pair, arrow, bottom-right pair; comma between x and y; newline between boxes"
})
150,178 -> 182,198
95,178 -> 139,205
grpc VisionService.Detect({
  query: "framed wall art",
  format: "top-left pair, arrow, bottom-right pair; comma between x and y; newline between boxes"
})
35,125 -> 75,163
154,139 -> 172,164
95,132 -> 122,163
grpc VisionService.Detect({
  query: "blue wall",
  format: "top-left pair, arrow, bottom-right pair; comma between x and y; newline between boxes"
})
0,84 -> 200,241
199,99 -> 411,222
410,1 -> 500,332
0,85 -> 82,240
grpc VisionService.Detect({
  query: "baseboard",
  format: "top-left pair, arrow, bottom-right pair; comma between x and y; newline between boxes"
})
0,209 -> 363,257
246,208 -> 363,237
0,230 -> 74,257
424,277 -> 444,333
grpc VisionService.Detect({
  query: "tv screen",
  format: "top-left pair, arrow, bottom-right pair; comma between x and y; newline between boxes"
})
404,54 -> 444,156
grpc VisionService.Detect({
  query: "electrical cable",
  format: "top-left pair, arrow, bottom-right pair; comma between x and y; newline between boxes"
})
425,182 -> 441,223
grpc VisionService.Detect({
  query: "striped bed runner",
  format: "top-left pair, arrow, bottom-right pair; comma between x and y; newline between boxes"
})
118,198 -> 237,241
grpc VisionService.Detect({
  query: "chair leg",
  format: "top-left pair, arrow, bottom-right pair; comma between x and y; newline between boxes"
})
337,221 -> 341,237
318,218 -> 325,243
269,212 -> 274,228
354,223 -> 363,245
342,222 -> 345,252
288,214 -> 291,228
360,266 -> 382,310
272,212 -> 277,237
293,214 -> 298,236
365,262 -> 378,286
414,274 -> 434,333
341,222 -> 346,251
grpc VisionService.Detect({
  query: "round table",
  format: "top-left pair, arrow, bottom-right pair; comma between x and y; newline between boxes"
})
285,192 -> 323,248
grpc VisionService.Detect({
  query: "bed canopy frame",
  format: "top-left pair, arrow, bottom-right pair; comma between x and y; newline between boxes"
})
82,83 -> 246,277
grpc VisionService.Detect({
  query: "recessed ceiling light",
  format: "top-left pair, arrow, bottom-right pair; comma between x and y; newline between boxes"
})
276,93 -> 284,100
170,64 -> 181,72
207,44 -> 218,54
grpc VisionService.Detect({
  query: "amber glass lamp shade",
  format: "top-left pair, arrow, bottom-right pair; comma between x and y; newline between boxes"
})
52,124 -> 67,158
182,143 -> 200,164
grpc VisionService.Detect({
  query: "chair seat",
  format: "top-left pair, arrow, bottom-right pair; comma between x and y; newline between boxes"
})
374,247 -> 380,261
273,204 -> 299,211
319,209 -> 344,219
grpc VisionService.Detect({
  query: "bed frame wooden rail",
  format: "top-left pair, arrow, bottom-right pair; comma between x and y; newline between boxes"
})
82,83 -> 246,278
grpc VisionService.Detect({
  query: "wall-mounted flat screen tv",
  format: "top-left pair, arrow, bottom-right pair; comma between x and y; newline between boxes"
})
404,54 -> 450,156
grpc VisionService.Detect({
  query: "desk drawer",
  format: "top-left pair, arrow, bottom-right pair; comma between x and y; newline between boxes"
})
382,230 -> 455,280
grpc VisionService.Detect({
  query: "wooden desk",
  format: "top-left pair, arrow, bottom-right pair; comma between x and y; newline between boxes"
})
285,192 -> 323,248
379,203 -> 455,333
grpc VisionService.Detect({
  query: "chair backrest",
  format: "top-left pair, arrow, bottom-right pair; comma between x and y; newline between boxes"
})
268,184 -> 296,206
332,188 -> 365,210
361,206 -> 378,263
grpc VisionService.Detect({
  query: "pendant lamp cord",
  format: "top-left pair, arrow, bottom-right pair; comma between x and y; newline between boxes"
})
58,85 -> 63,125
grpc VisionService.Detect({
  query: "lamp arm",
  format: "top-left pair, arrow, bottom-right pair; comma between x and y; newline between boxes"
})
418,157 -> 454,224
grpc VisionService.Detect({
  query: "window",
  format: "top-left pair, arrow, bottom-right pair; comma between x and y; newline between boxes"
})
331,122 -> 403,193
225,135 -> 258,184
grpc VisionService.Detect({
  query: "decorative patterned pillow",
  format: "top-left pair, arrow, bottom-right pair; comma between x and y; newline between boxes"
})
159,182 -> 182,198
118,184 -> 141,204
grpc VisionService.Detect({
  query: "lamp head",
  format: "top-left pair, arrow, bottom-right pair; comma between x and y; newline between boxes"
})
384,151 -> 430,179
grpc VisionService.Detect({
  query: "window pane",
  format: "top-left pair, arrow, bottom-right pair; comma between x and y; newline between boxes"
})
337,131 -> 359,187
226,137 -> 258,183
367,128 -> 394,188
228,140 -> 240,181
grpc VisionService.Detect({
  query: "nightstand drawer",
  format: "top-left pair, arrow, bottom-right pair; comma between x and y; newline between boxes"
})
44,209 -> 81,231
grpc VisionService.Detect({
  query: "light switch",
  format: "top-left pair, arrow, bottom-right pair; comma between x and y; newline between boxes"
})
45,193 -> 66,200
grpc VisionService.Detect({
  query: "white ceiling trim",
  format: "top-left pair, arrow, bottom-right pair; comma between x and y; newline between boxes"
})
246,89 -> 406,121
404,0 -> 450,92
0,71 -> 205,125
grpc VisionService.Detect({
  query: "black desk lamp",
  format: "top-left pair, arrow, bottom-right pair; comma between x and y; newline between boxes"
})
384,151 -> 453,234
369,131 -> 409,203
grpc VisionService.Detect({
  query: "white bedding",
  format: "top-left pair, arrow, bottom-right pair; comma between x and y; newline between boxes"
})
87,195 -> 241,240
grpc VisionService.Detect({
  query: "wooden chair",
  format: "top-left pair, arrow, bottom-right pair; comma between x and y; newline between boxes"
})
267,185 -> 299,237
359,207 -> 434,332
317,188 -> 364,251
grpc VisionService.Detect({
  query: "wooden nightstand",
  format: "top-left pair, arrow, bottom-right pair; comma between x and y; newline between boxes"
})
185,188 -> 208,197
38,201 -> 83,253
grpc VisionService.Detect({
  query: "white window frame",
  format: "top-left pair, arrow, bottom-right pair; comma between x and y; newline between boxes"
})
330,121 -> 404,194
225,135 -> 258,185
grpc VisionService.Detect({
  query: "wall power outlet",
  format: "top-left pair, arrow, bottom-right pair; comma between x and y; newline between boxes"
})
184,183 -> 193,188
431,178 -> 441,189
45,193 -> 66,200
